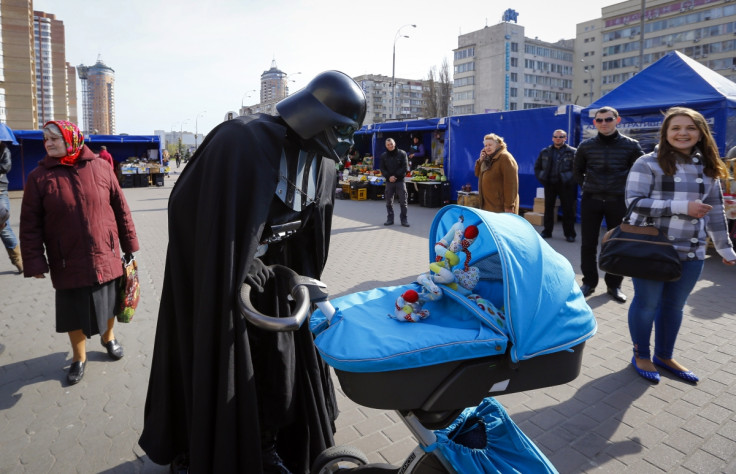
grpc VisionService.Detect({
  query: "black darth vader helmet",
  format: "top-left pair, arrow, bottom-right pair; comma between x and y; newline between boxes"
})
276,70 -> 366,161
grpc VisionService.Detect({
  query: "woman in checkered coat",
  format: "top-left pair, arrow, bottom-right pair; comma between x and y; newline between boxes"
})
626,107 -> 736,384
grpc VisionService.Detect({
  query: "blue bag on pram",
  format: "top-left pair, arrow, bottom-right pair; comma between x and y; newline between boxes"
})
311,205 -> 595,416
429,397 -> 557,474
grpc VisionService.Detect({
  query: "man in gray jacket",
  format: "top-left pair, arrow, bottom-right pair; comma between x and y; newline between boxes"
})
574,106 -> 643,302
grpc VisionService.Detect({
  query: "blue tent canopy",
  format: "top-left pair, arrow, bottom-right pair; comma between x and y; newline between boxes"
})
583,51 -> 736,154
0,123 -> 18,145
6,131 -> 162,191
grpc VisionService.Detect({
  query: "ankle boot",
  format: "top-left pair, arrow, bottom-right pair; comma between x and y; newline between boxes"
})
6,245 -> 22,274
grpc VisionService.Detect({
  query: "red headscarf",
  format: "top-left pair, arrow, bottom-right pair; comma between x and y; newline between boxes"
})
44,120 -> 85,165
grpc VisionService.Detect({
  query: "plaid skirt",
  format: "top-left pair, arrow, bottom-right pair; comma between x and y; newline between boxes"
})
55,279 -> 118,337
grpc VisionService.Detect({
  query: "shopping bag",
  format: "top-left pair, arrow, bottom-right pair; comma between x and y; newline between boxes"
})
117,254 -> 140,323
429,397 -> 557,473
598,197 -> 682,282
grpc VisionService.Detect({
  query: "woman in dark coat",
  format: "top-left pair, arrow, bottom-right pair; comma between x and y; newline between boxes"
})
20,121 -> 139,385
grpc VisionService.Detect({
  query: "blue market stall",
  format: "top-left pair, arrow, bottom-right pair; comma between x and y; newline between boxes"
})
446,105 -> 582,210
6,131 -> 162,191
582,51 -> 736,155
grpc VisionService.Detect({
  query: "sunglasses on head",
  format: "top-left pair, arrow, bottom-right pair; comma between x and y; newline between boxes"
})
595,117 -> 615,123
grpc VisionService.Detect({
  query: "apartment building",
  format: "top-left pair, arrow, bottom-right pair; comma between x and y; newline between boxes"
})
576,0 -> 736,106
0,2 -> 78,129
354,74 -> 430,125
33,11 -> 75,125
453,13 -> 575,115
77,58 -> 115,135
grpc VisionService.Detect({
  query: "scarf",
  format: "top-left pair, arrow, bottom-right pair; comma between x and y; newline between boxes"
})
480,148 -> 503,173
44,120 -> 84,165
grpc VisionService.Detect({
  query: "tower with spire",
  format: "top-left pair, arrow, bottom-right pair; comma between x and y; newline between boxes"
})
260,59 -> 289,103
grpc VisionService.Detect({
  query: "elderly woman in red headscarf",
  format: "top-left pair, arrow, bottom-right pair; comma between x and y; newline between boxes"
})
20,121 -> 139,385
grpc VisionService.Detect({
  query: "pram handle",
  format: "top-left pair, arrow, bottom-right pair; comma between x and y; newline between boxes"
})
238,264 -> 330,331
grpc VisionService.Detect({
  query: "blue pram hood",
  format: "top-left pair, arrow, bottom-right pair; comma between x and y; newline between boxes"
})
311,205 -> 596,372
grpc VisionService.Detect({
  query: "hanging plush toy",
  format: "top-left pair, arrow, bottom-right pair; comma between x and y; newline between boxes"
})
430,216 -> 480,293
392,289 -> 430,323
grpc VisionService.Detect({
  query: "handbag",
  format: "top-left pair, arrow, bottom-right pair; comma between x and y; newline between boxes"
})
117,254 -> 140,323
599,197 -> 682,282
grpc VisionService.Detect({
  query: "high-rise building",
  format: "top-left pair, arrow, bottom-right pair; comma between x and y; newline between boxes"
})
239,60 -> 293,117
575,0 -> 736,106
0,2 -> 78,129
33,11 -> 76,125
260,59 -> 289,103
453,11 -> 575,115
1,0 -> 37,129
77,58 -> 115,134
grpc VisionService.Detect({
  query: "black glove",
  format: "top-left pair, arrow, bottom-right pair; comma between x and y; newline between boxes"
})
245,258 -> 274,293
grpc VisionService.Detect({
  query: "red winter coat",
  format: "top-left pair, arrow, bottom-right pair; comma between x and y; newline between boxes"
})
98,149 -> 115,168
20,145 -> 139,290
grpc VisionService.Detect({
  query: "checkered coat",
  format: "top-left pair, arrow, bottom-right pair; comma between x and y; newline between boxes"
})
625,150 -> 736,262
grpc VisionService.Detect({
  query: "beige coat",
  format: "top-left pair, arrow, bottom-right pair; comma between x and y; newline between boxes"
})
474,148 -> 519,214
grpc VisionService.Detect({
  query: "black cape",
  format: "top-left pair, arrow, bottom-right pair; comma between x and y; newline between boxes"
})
139,114 -> 338,473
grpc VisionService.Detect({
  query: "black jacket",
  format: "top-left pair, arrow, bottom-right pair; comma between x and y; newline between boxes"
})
379,148 -> 409,182
573,131 -> 643,196
534,143 -> 577,185
0,146 -> 10,192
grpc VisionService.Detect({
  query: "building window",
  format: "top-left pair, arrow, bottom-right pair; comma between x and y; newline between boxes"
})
455,62 -> 475,74
454,47 -> 475,60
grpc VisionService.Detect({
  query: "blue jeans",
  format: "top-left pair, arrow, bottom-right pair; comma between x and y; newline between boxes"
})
628,259 -> 704,360
0,190 -> 18,249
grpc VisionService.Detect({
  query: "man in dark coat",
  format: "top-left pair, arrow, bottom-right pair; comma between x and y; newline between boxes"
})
379,138 -> 410,227
534,129 -> 578,242
139,71 -> 366,473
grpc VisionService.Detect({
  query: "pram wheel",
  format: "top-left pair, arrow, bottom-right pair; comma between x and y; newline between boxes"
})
311,445 -> 369,473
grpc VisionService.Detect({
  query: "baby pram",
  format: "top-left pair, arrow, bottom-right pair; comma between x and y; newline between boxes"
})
240,205 -> 596,472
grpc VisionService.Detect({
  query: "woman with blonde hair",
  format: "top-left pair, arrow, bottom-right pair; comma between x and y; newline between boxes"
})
626,107 -> 735,384
474,133 -> 519,213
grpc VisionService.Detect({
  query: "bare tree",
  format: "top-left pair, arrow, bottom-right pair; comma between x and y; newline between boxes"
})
438,58 -> 451,117
425,66 -> 439,118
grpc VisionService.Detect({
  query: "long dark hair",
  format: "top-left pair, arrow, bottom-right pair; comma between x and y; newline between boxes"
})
657,107 -> 728,179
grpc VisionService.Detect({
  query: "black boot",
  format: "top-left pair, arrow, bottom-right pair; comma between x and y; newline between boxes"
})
262,435 -> 292,474
169,452 -> 189,473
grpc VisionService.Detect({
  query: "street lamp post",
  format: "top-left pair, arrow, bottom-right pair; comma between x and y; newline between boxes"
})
170,122 -> 179,152
286,72 -> 302,95
179,119 -> 190,159
391,24 -> 416,120
241,89 -> 256,108
195,111 -> 206,149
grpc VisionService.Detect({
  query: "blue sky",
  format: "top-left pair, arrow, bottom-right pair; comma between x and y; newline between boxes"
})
33,0 -> 617,136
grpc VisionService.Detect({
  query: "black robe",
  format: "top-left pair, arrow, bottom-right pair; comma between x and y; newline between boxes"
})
139,114 -> 338,473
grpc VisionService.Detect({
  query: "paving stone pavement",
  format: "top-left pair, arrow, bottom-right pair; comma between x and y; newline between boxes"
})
1,172 -> 735,473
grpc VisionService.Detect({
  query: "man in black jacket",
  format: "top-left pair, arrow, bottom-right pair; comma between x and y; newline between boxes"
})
379,138 -> 410,227
534,130 -> 577,242
574,106 -> 643,302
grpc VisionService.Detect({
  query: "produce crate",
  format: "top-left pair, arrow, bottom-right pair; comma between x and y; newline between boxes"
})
350,188 -> 367,200
367,184 -> 385,200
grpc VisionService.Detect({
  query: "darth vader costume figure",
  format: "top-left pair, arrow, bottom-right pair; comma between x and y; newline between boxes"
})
139,71 -> 367,473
